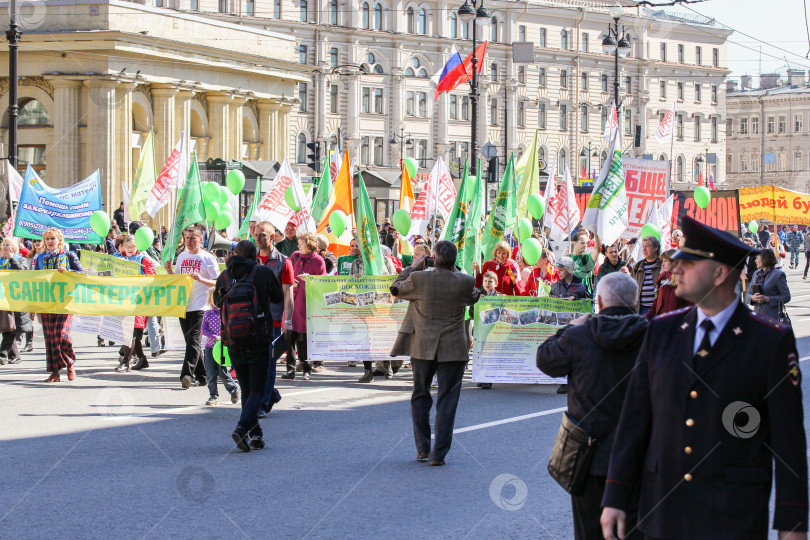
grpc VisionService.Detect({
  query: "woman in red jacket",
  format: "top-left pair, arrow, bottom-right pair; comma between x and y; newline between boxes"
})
645,249 -> 691,319
474,241 -> 522,295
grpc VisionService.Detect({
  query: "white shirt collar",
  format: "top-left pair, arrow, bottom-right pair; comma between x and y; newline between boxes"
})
696,298 -> 738,337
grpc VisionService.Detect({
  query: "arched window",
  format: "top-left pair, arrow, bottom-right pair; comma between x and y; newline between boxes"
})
490,16 -> 498,42
693,157 -> 701,183
405,67 -> 414,76
539,146 -> 547,169
417,7 -> 426,35
450,12 -> 457,38
406,7 -> 414,33
418,68 -> 427,77
18,99 -> 50,126
374,3 -> 383,29
361,2 -> 370,28
490,62 -> 498,81
676,155 -> 684,181
559,147 -> 567,169
296,133 -> 307,163
658,154 -> 666,161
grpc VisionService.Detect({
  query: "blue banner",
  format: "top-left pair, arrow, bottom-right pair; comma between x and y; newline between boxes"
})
13,165 -> 104,243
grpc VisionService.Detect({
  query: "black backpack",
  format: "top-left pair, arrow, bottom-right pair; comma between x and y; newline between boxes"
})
220,265 -> 271,346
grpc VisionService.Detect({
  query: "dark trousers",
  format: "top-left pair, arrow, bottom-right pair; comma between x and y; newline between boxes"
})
804,251 -> 810,277
261,328 -> 283,410
0,329 -> 21,361
289,331 -> 310,373
410,358 -> 467,461
179,311 -> 206,383
230,347 -> 269,438
572,475 -> 642,540
119,328 -> 145,363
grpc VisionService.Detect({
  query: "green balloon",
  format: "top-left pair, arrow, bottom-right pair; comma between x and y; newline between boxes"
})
285,186 -> 300,211
90,210 -> 110,237
226,169 -> 245,195
521,238 -> 543,266
640,223 -> 661,242
527,193 -> 546,220
329,210 -> 347,237
203,181 -> 220,202
694,186 -> 711,209
205,200 -> 220,221
213,341 -> 231,367
392,208 -> 411,233
218,185 -> 231,206
517,217 -> 533,243
214,212 -> 232,230
403,157 -> 418,178
134,227 -> 154,251
748,220 -> 758,235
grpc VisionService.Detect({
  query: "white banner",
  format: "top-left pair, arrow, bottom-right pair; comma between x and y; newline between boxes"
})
254,159 -> 316,234
73,315 -> 136,344
146,133 -> 187,217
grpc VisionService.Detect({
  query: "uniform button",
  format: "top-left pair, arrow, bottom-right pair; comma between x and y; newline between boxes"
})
684,473 -> 693,482
684,446 -> 693,454
690,390 -> 698,399
685,418 -> 695,427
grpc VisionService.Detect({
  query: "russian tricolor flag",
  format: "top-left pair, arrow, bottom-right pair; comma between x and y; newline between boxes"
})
433,42 -> 487,101
708,174 -> 715,190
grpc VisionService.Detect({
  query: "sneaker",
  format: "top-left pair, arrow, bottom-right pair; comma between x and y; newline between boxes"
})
151,350 -> 166,358
181,375 -> 193,389
231,427 -> 250,452
206,396 -> 218,406
556,384 -> 568,394
230,390 -> 239,404
249,436 -> 265,450
347,361 -> 357,367
312,365 -> 324,373
21,344 -> 33,353
302,372 -> 311,381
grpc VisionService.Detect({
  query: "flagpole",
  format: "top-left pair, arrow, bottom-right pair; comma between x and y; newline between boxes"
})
669,104 -> 675,187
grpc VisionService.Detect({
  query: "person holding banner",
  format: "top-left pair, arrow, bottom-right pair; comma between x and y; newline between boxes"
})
0,239 -> 30,365
33,228 -> 85,383
115,235 -> 157,372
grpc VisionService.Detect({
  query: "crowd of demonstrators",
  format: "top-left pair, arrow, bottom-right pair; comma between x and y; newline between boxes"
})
115,235 -> 157,372
473,241 -> 522,295
645,249 -> 691,319
751,247 -> 791,320
0,239 -> 30,365
631,236 -> 662,316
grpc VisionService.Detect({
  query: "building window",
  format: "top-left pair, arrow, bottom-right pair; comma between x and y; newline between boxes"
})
417,92 -> 427,117
659,80 -> 666,98
374,3 -> 382,29
560,69 -> 567,88
246,0 -> 254,16
711,85 -> 717,103
711,117 -> 718,143
406,91 -> 414,116
601,74 -> 608,92
767,116 -> 775,134
330,47 -> 339,67
561,30 -> 568,50
490,17 -> 498,42
694,117 -> 701,141
298,83 -> 307,111
778,151 -> 787,171
580,104 -> 588,132
329,0 -> 338,24
660,42 -> 667,61
518,25 -> 526,42
625,76 -> 632,94
417,139 -> 427,167
560,104 -> 567,130
417,8 -> 426,35
695,46 -> 702,65
461,20 -> 469,39
449,95 -> 457,119
751,116 -> 759,134
517,65 -> 525,84
538,103 -> 546,129
450,12 -> 457,37
190,0 -> 198,9
218,0 -> 226,12
517,100 -> 525,127
362,2 -> 370,28
677,82 -> 684,100
778,115 -> 787,134
601,108 -> 608,131
461,96 -> 469,120
752,153 -> 759,172
361,137 -> 370,165
406,7 -> 414,33
582,33 -> 589,52
273,0 -> 281,18
18,99 -> 50,125
299,0 -> 307,21
712,48 -> 719,67
676,114 -> 684,139
298,44 -> 307,64
740,117 -> 748,135
490,63 -> 498,82
540,27 -> 546,47
726,118 -> 733,136
539,68 -> 546,86
580,72 -> 588,90
624,109 -> 632,136
796,113 -> 804,133
296,133 -> 307,163
374,137 -> 384,166
694,83 -> 701,102
329,84 -> 338,114
362,87 -> 370,113
676,155 -> 684,181
490,98 -> 498,125
795,151 -> 803,171
374,88 -> 384,114
559,148 -> 567,169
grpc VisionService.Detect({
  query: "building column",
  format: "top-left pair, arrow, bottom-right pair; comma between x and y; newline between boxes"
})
316,67 -> 329,139
151,84 -> 179,168
278,101 -> 295,162
84,78 -> 120,213
47,78 -> 82,188
230,95 -> 248,160
257,98 -> 281,161
477,79 -> 491,157
206,91 -> 233,160
115,82 -> 136,201
175,90 -> 195,152
437,91 -> 449,145
345,72 -> 360,151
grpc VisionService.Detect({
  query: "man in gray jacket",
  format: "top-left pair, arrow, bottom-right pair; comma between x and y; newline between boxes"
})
390,240 -> 480,466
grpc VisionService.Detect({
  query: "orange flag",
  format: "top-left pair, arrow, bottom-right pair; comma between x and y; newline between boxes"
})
317,151 -> 355,255
398,163 -> 416,255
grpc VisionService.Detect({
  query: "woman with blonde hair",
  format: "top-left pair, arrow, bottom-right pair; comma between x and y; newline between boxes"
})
32,228 -> 85,382
472,240 -> 522,295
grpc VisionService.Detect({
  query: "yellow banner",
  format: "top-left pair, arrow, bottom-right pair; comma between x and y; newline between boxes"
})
739,186 -> 810,225
0,271 -> 193,317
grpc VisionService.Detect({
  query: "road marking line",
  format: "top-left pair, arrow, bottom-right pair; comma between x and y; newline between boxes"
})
452,406 -> 567,435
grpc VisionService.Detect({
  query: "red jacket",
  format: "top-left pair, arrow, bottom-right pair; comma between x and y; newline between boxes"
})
645,271 -> 691,319
475,259 -> 523,295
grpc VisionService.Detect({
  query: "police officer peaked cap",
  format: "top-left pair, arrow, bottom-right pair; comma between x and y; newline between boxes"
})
672,215 -> 759,269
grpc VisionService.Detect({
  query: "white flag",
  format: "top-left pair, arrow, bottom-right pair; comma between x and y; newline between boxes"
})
582,130 -> 628,246
146,133 -> 188,217
6,161 -> 23,203
121,182 -> 132,224
254,158 -> 316,233
542,155 -> 559,231
631,195 -> 674,263
603,103 -> 619,143
548,165 -> 581,242
423,156 -> 457,220
654,104 -> 676,144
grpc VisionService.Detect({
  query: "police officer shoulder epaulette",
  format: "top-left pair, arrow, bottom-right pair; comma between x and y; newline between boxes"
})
651,306 -> 692,320
748,309 -> 790,331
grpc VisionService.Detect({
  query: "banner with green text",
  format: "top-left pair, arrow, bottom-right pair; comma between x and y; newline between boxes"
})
0,270 -> 192,317
305,275 -> 409,361
472,296 -> 593,384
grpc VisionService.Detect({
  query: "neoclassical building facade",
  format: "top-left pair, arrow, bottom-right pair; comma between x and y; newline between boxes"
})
0,0 -> 306,219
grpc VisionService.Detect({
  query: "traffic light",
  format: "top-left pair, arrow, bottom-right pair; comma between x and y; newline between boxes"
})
307,142 -> 321,173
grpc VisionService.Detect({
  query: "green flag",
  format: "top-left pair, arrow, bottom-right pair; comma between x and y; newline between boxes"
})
310,154 -> 332,223
128,127 -> 157,220
515,129 -> 540,220
481,154 -> 517,261
355,173 -> 386,275
237,176 -> 261,240
162,153 -> 206,265
459,160 -> 484,275
440,171 -> 470,251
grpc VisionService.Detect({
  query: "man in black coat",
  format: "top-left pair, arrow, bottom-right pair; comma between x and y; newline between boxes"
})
537,272 -> 648,540
601,216 -> 807,540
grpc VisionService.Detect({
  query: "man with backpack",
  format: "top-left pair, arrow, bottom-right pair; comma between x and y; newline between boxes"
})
213,240 -> 283,452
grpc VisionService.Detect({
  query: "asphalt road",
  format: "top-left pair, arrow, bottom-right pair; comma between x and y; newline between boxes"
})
2,266 -> 810,539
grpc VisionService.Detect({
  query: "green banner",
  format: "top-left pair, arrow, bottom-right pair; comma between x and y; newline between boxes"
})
80,250 -> 142,276
305,275 -> 408,361
472,295 -> 592,384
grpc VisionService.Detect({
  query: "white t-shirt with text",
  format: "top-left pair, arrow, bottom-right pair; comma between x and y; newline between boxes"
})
174,250 -> 220,312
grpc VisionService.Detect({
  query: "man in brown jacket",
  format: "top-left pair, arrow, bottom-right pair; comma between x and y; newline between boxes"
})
390,240 -> 480,466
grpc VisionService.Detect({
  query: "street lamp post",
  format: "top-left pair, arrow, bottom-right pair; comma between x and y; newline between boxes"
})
6,0 -> 20,169
579,143 -> 599,180
458,0 -> 491,182
602,5 -> 631,113
390,121 -> 413,168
